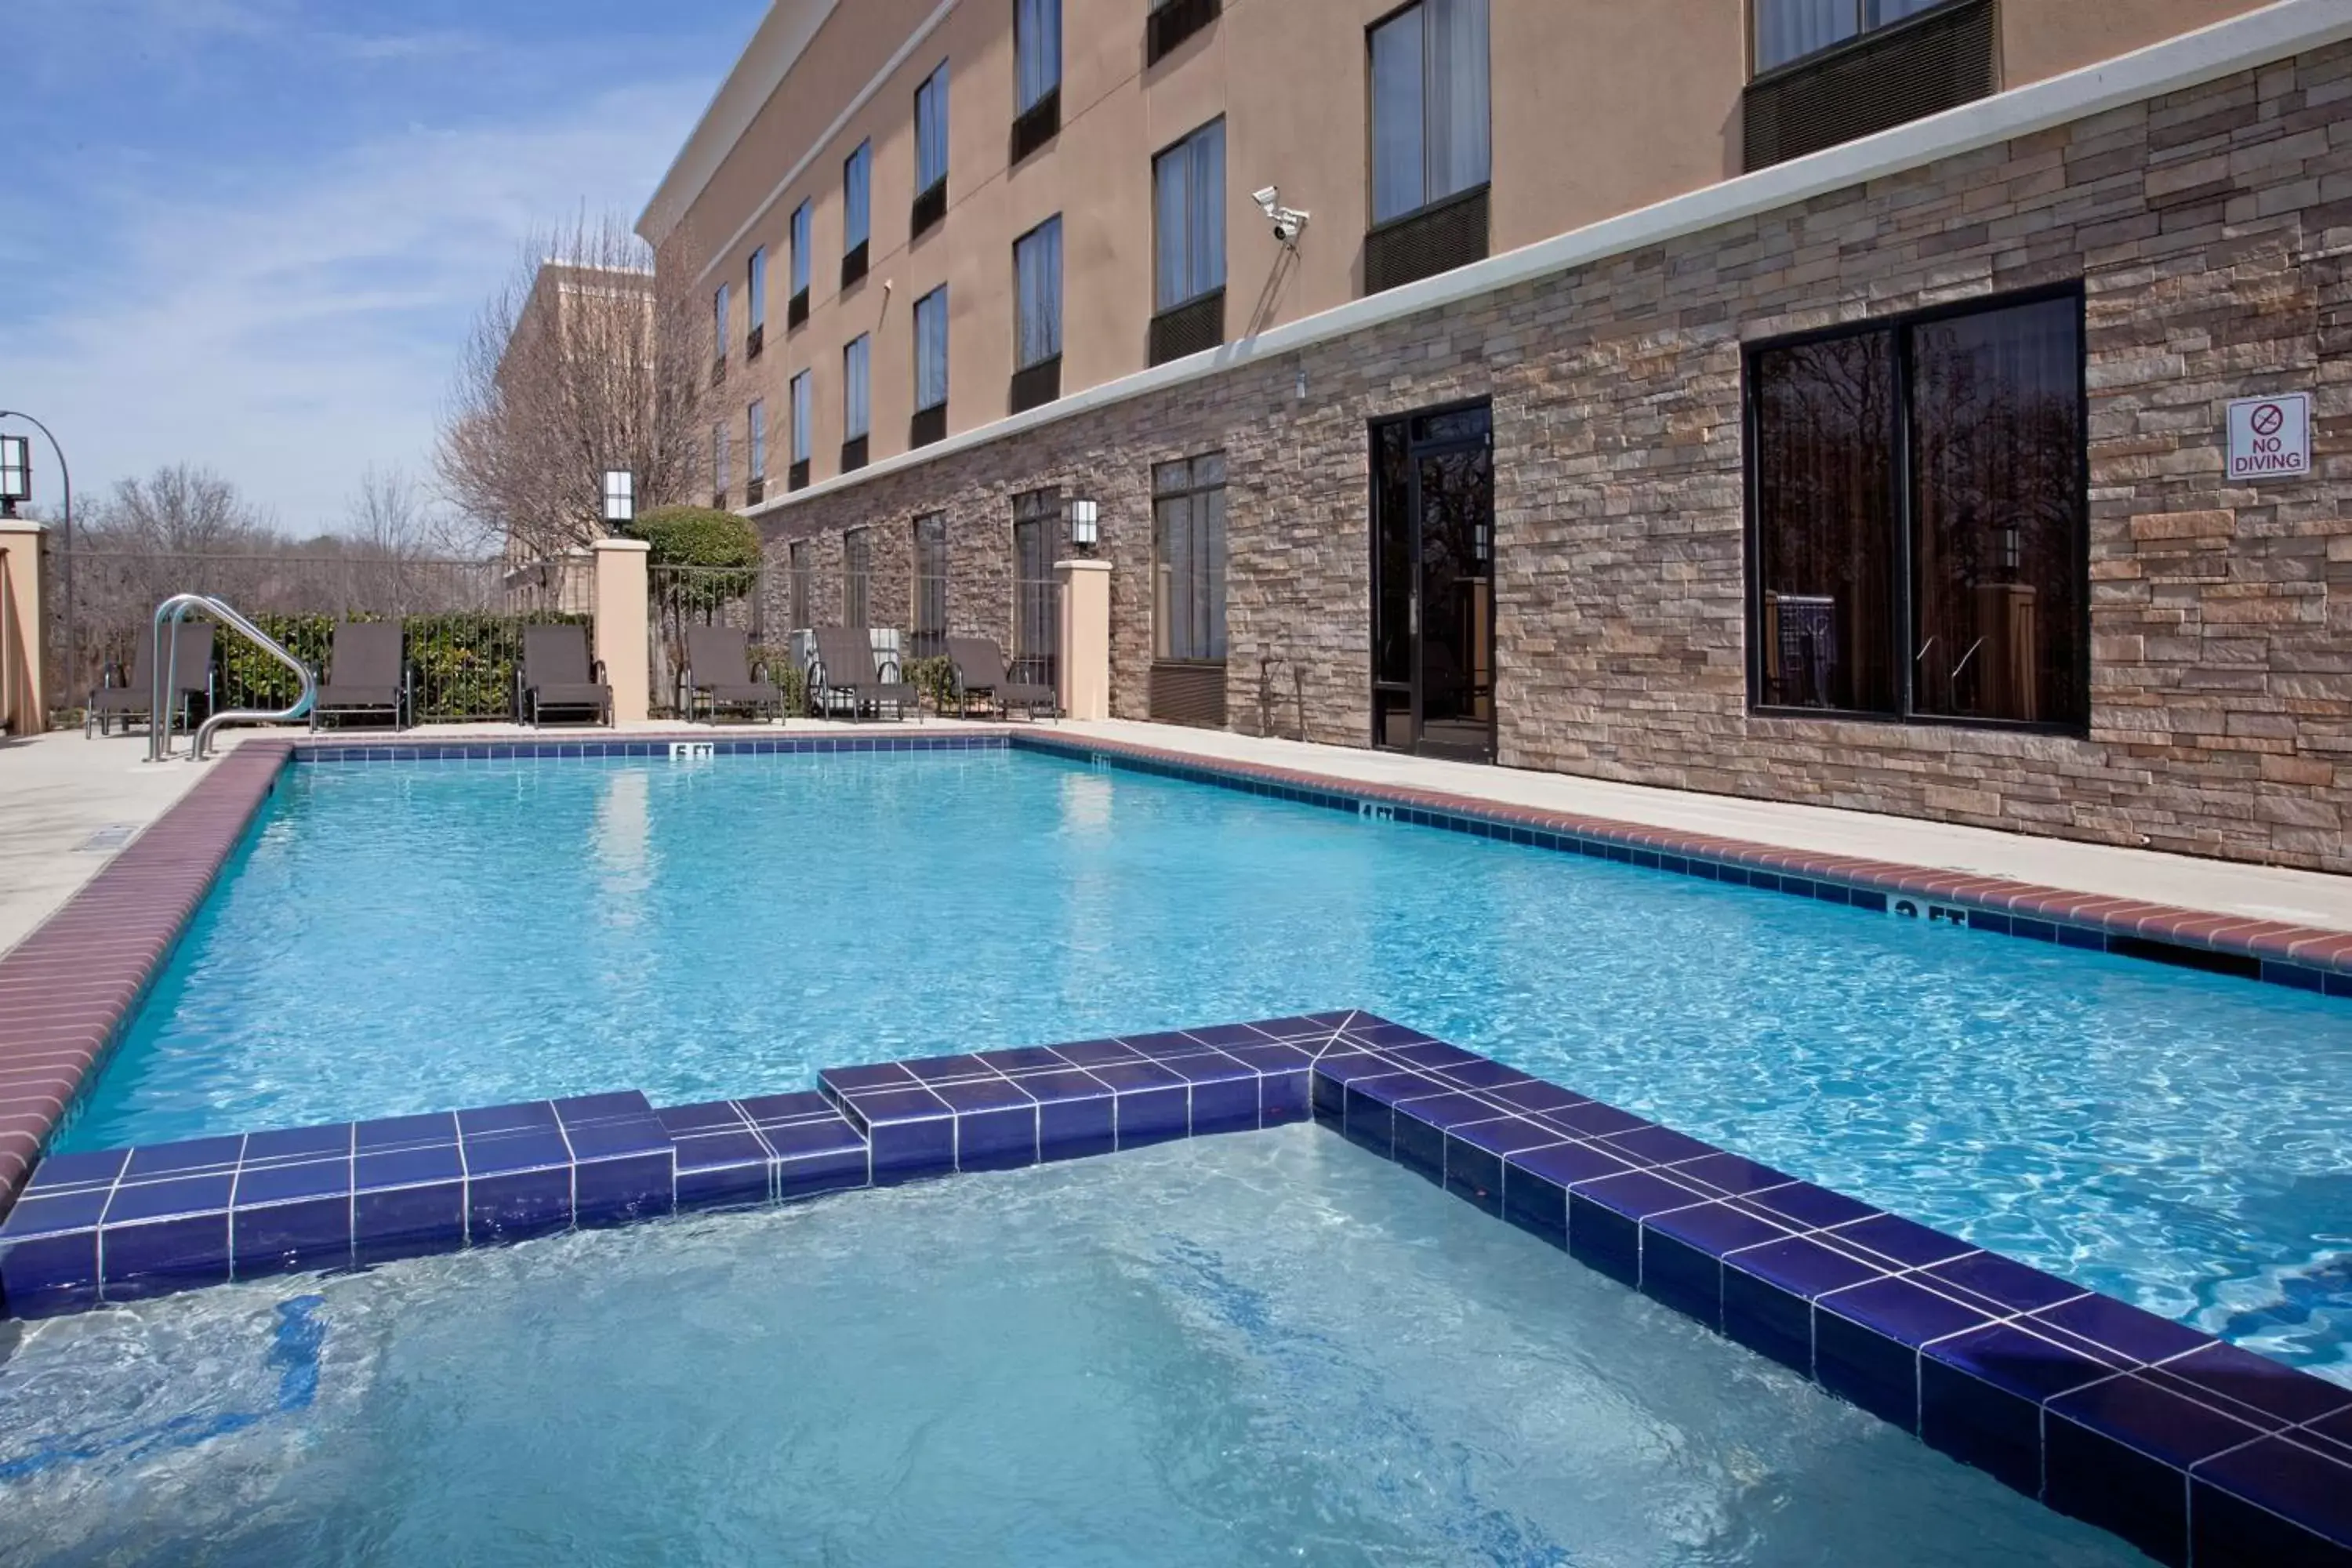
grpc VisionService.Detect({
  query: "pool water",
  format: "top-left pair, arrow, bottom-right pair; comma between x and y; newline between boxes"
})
0,1128 -> 2153,1567
61,750 -> 2352,1378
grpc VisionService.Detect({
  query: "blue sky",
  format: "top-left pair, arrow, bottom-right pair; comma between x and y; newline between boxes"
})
3,0 -> 766,532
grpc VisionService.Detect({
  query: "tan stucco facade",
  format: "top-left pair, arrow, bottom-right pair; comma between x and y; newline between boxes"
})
645,0 -> 2268,504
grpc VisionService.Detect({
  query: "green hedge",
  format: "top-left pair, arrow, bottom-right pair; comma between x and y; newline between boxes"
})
216,611 -> 593,722
749,644 -> 810,717
906,655 -> 956,715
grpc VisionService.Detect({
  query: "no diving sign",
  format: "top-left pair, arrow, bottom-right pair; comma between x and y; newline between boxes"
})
2227,392 -> 2311,482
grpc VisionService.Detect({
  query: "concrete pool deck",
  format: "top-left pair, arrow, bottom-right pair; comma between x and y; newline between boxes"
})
4,716 -> 2351,964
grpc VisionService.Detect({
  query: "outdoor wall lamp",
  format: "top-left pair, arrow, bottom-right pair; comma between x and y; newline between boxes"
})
1067,496 -> 1100,550
0,435 -> 30,516
601,469 -> 636,532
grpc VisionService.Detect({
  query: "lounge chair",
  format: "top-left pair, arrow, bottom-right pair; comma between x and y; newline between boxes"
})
85,622 -> 213,739
948,636 -> 1055,720
808,627 -> 918,721
682,626 -> 782,724
515,624 -> 612,728
310,621 -> 410,731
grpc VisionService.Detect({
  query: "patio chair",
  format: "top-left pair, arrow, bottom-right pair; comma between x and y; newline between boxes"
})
682,626 -> 782,724
310,621 -> 411,732
85,622 -> 214,739
515,624 -> 612,728
808,626 -> 919,722
948,636 -> 1055,720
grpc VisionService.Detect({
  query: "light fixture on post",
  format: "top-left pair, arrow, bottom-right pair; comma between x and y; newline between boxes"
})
601,469 -> 636,534
0,436 -> 29,519
1066,496 -> 1099,552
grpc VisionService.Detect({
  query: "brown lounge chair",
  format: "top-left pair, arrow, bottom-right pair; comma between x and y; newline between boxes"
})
310,621 -> 410,731
948,636 -> 1054,720
682,626 -> 782,724
516,624 -> 612,727
86,623 -> 213,738
809,627 -> 918,721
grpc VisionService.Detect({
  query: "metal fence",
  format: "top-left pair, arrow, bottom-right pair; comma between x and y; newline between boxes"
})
648,561 -> 768,717
1011,575 -> 1060,694
47,550 -> 588,725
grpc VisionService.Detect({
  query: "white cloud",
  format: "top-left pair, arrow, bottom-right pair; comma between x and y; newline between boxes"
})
9,74 -> 712,532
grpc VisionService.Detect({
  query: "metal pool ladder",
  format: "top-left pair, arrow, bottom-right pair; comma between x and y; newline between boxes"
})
147,593 -> 318,762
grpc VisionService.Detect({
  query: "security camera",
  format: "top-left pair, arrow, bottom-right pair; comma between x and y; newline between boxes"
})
1254,184 -> 1309,247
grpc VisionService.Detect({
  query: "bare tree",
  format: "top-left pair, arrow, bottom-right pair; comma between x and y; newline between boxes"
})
84,463 -> 276,554
435,212 -> 713,561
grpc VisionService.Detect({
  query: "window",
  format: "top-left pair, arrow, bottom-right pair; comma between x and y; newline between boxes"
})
747,248 -> 767,343
843,140 -> 873,285
913,287 -> 949,413
1748,289 -> 2085,729
1153,119 -> 1225,314
1370,0 -> 1490,226
1017,0 -> 1060,113
1014,216 -> 1062,369
1153,454 -> 1227,663
789,539 -> 811,629
844,336 -> 870,439
913,285 -> 949,447
712,281 -> 730,378
844,527 -> 873,627
789,371 -> 813,489
1011,488 -> 1059,689
711,421 -> 730,505
788,201 -> 812,325
912,513 -> 949,659
1754,0 -> 1948,73
747,400 -> 767,484
843,334 -> 871,470
915,60 -> 949,195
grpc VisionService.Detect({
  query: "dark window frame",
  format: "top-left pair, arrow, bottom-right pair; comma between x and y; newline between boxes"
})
1152,452 -> 1229,666
1741,281 -> 2091,738
1751,0 -> 1977,79
844,526 -> 873,626
911,511 -> 949,659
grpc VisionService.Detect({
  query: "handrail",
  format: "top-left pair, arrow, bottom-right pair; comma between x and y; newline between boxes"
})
147,593 -> 317,762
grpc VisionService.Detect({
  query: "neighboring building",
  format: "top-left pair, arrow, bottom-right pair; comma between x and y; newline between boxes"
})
640,1 -> 2352,873
495,261 -> 659,612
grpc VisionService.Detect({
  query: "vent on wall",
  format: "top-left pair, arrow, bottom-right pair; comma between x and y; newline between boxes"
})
1146,0 -> 1219,67
1150,662 -> 1227,728
840,435 -> 869,474
789,459 -> 811,492
1010,355 -> 1062,416
1011,89 -> 1060,165
841,241 -> 869,290
787,289 -> 810,330
911,180 -> 946,241
911,404 -> 947,449
1149,291 -> 1225,367
1365,185 -> 1490,296
1744,0 -> 1998,171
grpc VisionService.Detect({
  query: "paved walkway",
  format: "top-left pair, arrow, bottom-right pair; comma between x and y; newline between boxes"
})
1056,720 -> 2352,934
4,715 -> 2347,961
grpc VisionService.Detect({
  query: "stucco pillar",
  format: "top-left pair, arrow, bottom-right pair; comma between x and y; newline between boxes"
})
1054,558 -> 1112,721
592,537 -> 651,725
0,520 -> 45,735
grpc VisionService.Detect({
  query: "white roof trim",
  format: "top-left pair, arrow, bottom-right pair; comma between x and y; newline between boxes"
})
746,0 -> 2352,523
639,0 -> 843,248
687,0 -> 959,287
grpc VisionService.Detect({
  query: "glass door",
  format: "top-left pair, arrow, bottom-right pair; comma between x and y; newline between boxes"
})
1371,403 -> 1495,762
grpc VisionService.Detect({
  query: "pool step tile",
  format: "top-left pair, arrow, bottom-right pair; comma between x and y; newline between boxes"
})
1306,1010 -> 2352,1568
6,1010 -> 2350,1567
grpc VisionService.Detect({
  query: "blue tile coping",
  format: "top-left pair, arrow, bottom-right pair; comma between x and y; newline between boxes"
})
2,1012 -> 2344,1566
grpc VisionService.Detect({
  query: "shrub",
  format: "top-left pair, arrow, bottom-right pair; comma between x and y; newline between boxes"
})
212,610 -> 591,723
906,655 -> 957,716
633,506 -> 761,615
750,643 -> 809,717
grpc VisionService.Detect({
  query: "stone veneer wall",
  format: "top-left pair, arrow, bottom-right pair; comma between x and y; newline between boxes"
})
757,42 -> 2352,872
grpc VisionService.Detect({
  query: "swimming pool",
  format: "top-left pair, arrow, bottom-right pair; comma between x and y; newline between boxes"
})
57,746 -> 2352,1380
0,1127 -> 2151,1566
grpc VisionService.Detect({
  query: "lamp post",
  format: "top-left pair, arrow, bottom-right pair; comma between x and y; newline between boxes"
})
601,469 -> 636,534
0,412 -> 74,705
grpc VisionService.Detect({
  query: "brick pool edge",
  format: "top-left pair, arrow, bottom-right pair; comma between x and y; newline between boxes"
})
2,1009 -> 2345,1566
2,725 -> 2349,1223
